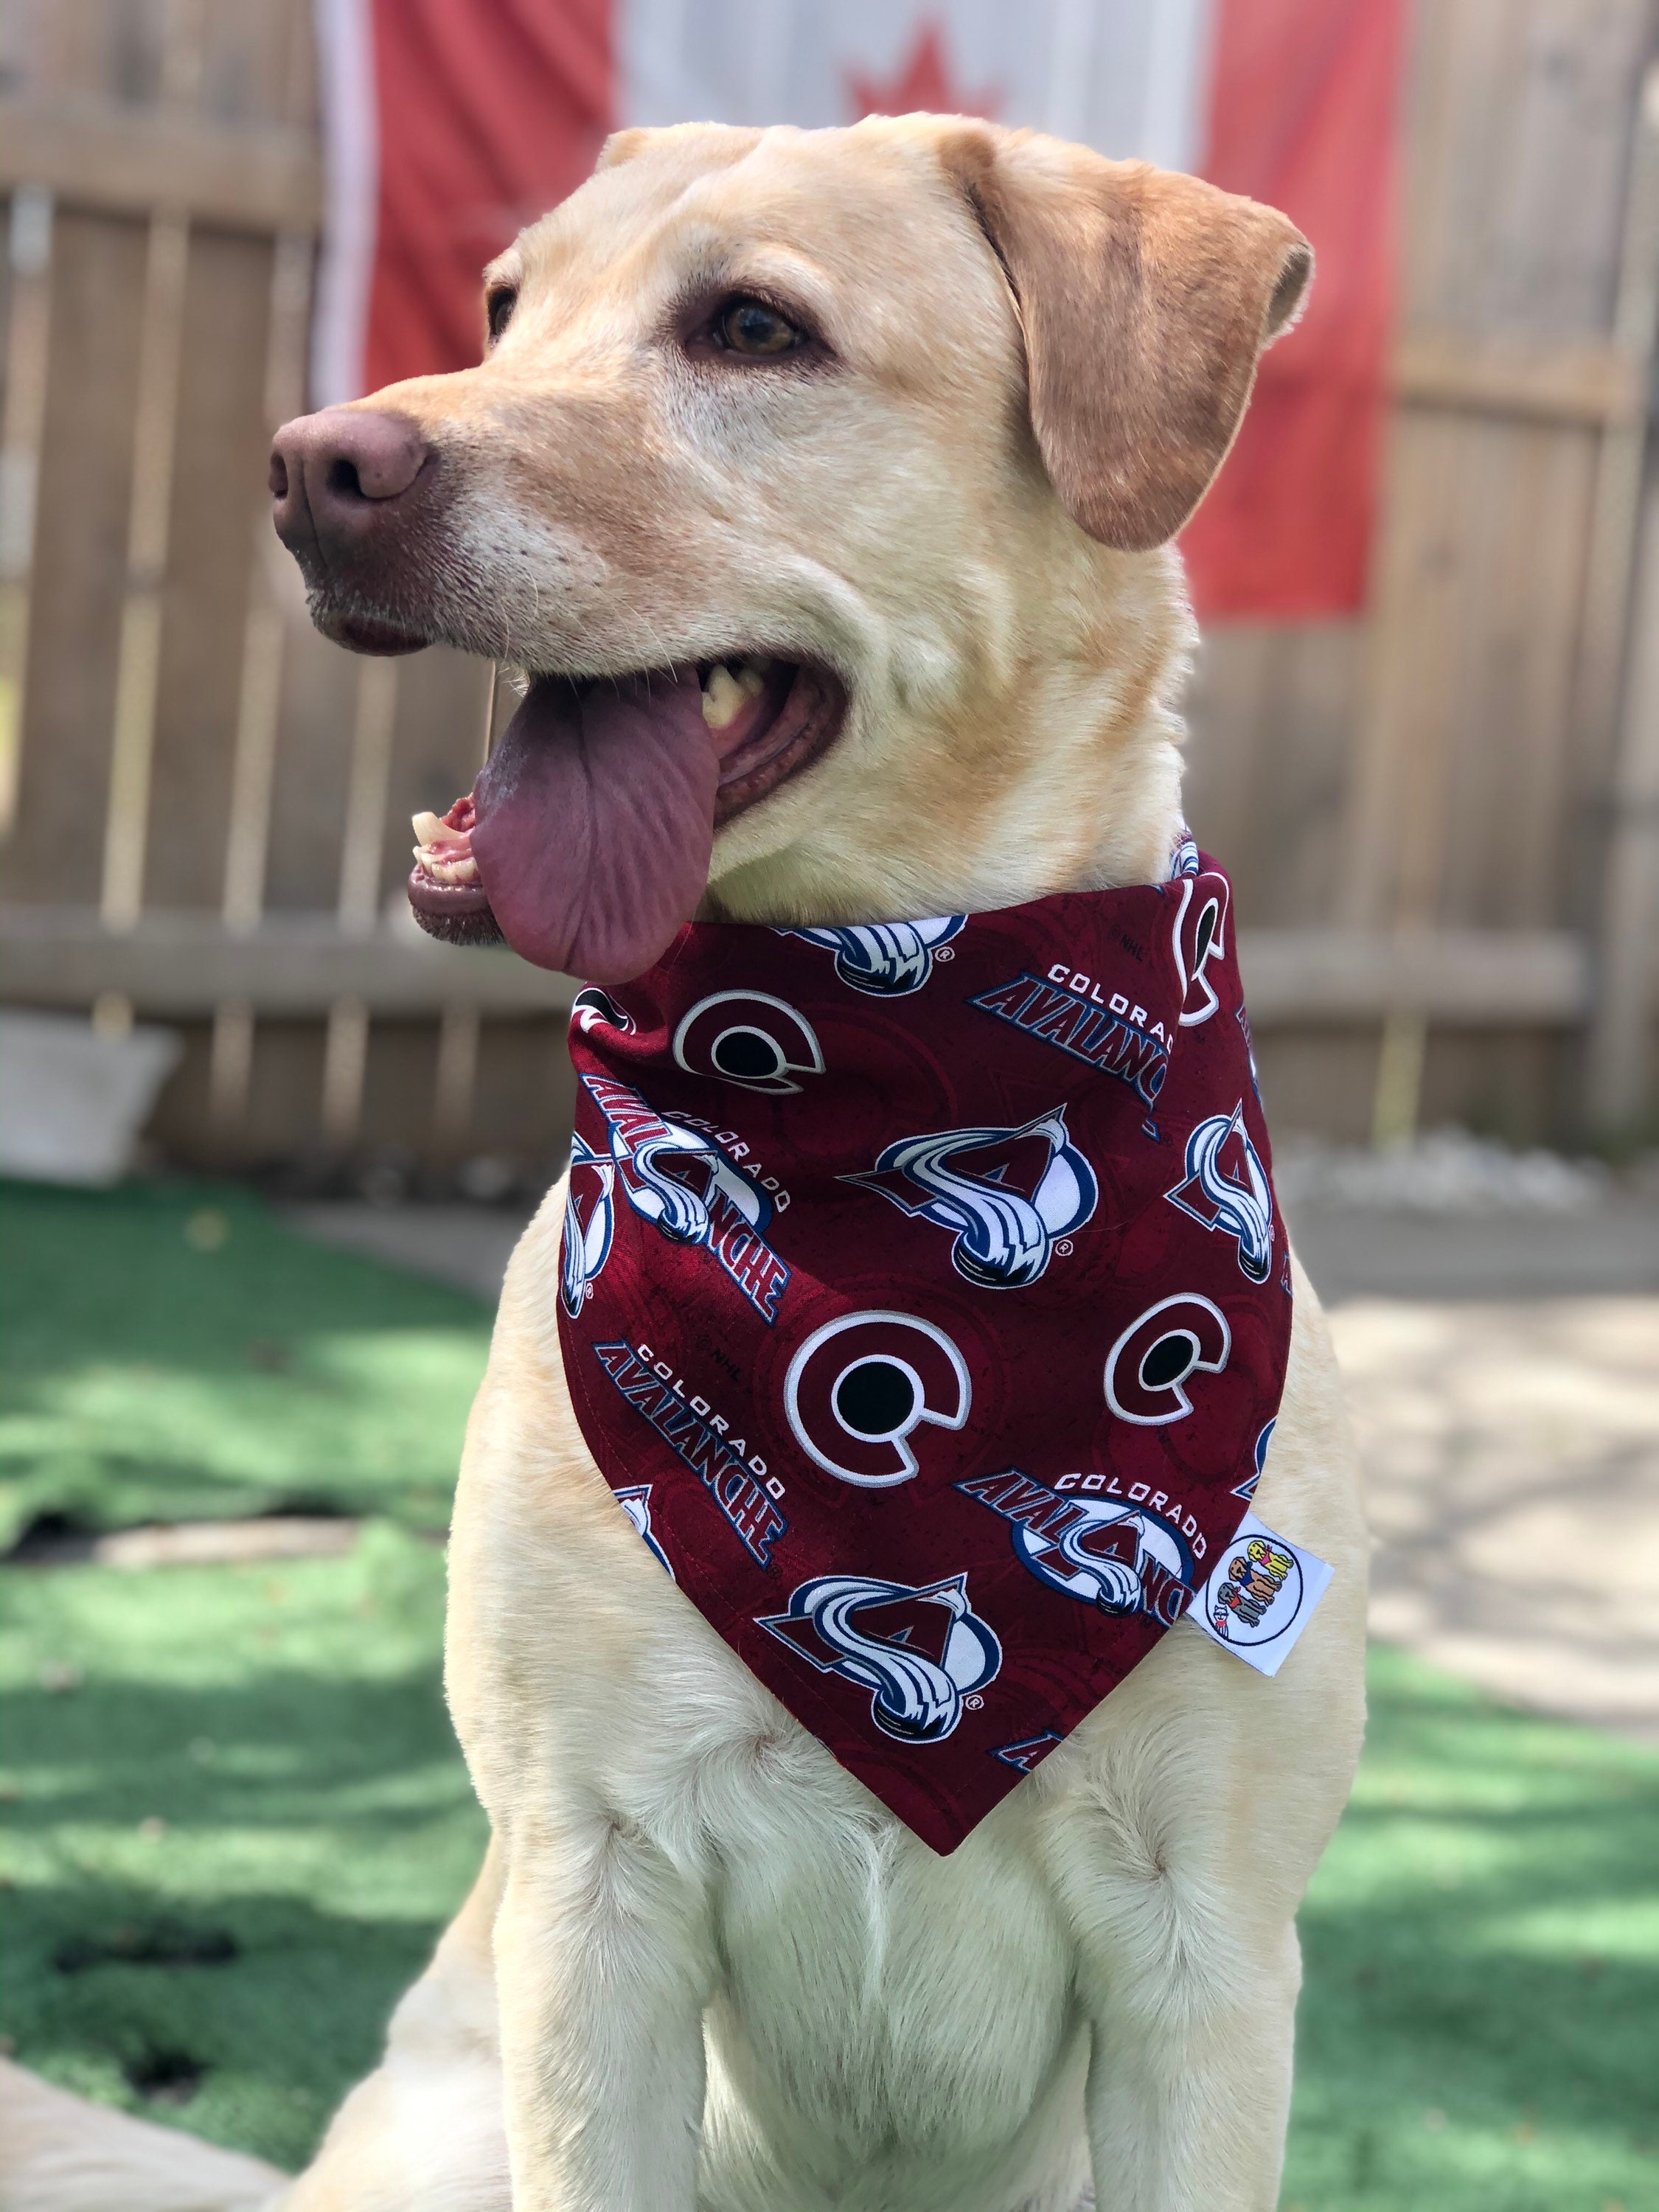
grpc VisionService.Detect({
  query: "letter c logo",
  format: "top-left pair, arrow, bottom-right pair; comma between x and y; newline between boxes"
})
673,991 -> 824,1094
571,985 -> 634,1036
1172,872 -> 1230,1027
1104,1293 -> 1231,1425
784,1311 -> 971,1487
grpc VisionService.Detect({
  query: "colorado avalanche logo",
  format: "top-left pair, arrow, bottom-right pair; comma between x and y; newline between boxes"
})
958,1469 -> 1195,1625
672,990 -> 824,1094
787,916 -> 964,995
759,1571 -> 1001,1742
844,1108 -> 1097,1289
784,1310 -> 971,1486
1104,1293 -> 1231,1425
1164,1102 -> 1274,1283
1009,1499 -> 1193,1624
582,1076 -> 790,1321
571,985 -> 634,1036
1170,870 -> 1229,1026
616,1117 -> 769,1248
560,1132 -> 615,1318
993,1732 -> 1063,1773
613,1484 -> 673,1577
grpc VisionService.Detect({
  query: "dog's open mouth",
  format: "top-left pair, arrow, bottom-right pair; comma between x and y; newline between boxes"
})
407,655 -> 846,984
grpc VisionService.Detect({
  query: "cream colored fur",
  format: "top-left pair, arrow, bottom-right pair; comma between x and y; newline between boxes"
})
0,116 -> 1366,2212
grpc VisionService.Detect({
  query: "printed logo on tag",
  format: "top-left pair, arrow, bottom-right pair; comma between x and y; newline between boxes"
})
1192,1509 -> 1332,1677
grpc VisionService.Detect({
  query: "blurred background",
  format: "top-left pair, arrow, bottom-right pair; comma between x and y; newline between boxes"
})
0,0 -> 1657,1185
0,5 -> 1655,2211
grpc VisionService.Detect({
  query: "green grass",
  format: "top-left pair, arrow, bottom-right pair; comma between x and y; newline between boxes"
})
1286,1646 -> 1658,2212
1,1179 -> 1654,2205
3,1562 -> 1653,2206
0,1179 -> 493,1549
0,1526 -> 483,2168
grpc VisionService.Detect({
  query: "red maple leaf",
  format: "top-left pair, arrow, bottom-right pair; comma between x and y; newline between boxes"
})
845,21 -> 1001,121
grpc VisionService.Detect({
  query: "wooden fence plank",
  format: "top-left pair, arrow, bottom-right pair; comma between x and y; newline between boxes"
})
337,659 -> 400,935
1393,330 -> 1645,424
0,96 -> 322,233
431,1004 -> 483,1154
196,0 -> 317,133
4,206 -> 149,906
0,908 -> 1590,1026
1238,927 -> 1590,1024
260,597 -> 361,914
0,187 -> 53,837
1587,61 -> 1659,1130
1335,409 -> 1467,930
205,0 -> 318,1127
1439,415 -> 1600,928
1588,462 -> 1659,1127
1573,58 -> 1659,883
221,565 -> 286,934
1484,0 -> 1631,333
0,906 -> 580,1015
320,995 -> 370,1147
100,206 -> 190,929
1186,622 -> 1361,930
142,225 -> 276,910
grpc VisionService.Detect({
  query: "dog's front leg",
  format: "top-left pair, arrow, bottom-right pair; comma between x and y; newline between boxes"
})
492,1815 -> 712,2212
1080,1913 -> 1300,2211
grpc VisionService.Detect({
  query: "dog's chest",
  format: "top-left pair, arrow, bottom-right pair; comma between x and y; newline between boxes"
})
689,1766 -> 1079,2156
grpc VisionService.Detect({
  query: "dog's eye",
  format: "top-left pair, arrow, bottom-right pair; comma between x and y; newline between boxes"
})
713,297 -> 804,358
486,287 -> 517,344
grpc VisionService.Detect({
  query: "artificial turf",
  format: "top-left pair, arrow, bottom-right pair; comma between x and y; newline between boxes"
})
0,1528 -> 480,2164
0,1178 -> 494,1548
1,1179 -> 1654,2208
1285,1646 -> 1657,2211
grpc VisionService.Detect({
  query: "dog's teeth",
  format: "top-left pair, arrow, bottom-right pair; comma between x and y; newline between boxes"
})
701,665 -> 747,730
735,661 -> 766,701
413,847 -> 480,886
411,810 -> 447,845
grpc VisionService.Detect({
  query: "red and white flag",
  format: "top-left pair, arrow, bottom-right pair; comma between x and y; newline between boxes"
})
313,0 -> 1405,619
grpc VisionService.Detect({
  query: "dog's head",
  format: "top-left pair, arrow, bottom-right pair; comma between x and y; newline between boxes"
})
270,117 -> 1308,981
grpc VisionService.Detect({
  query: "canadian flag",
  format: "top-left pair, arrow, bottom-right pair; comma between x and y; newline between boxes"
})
313,0 -> 1405,619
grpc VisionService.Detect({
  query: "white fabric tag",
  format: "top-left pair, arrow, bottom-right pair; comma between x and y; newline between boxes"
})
1191,1509 -> 1333,1677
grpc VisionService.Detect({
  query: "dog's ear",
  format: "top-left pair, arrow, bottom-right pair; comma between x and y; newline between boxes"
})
597,128 -> 654,170
939,126 -> 1312,552
597,122 -> 764,175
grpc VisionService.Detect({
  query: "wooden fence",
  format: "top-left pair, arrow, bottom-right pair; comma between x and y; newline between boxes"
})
1187,0 -> 1659,1146
1,0 -> 1656,1180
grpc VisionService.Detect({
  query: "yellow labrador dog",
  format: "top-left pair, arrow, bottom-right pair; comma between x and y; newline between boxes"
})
1,116 -> 1365,2212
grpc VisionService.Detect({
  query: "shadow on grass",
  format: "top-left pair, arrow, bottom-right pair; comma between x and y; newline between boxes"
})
0,1667 -> 478,1829
1284,1649 -> 1659,2211
5,1879 -> 458,2171
0,1179 -> 493,1545
0,1529 -> 487,2168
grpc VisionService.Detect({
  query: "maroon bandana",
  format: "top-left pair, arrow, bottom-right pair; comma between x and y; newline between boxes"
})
557,843 -> 1292,1853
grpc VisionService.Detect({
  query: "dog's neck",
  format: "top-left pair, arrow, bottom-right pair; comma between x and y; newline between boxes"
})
703,549 -> 1194,930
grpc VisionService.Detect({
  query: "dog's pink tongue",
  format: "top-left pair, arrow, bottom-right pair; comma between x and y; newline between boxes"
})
470,671 -> 717,984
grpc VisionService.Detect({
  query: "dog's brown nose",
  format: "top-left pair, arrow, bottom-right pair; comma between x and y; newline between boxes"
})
269,407 -> 429,554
